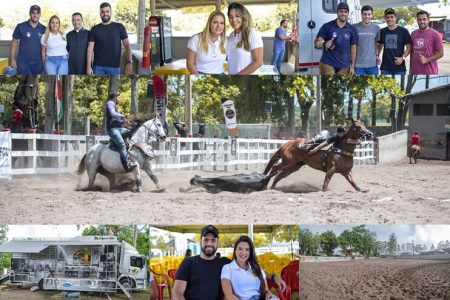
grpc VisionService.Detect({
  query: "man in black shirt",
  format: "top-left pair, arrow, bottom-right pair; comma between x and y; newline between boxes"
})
66,12 -> 89,74
173,225 -> 286,300
87,2 -> 132,75
309,125 -> 360,155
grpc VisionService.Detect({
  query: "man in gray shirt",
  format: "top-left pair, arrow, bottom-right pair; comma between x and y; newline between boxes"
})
354,5 -> 380,75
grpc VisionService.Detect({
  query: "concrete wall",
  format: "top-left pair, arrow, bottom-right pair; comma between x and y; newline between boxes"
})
409,90 -> 450,160
376,130 -> 408,163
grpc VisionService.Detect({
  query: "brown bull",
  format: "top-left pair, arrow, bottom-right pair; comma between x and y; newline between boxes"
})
408,144 -> 420,164
263,120 -> 373,192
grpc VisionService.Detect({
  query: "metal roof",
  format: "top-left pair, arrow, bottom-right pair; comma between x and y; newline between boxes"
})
0,240 -> 52,253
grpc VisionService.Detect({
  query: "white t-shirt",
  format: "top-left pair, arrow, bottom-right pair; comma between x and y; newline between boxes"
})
41,32 -> 68,57
187,33 -> 227,74
221,259 -> 266,300
226,29 -> 263,75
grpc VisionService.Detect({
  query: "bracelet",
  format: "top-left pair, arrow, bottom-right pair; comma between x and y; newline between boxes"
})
127,60 -> 133,64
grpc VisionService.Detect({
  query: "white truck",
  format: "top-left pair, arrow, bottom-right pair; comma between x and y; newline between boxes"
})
298,0 -> 440,73
0,236 -> 147,296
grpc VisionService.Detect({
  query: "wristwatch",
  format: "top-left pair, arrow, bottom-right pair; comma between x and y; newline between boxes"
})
126,60 -> 133,65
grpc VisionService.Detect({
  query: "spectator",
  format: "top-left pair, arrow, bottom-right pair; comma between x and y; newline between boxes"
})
67,12 -> 89,74
11,104 -> 23,132
41,15 -> 69,75
10,5 -> 46,75
410,10 -> 443,75
271,19 -> 291,73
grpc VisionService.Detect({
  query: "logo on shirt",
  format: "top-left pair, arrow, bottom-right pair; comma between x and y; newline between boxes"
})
344,33 -> 350,40
26,32 -> 31,38
415,38 -> 425,49
385,34 -> 398,49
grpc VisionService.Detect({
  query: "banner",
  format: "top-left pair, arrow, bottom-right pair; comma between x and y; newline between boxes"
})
0,131 -> 12,181
55,75 -> 63,122
221,98 -> 237,131
152,75 -> 167,125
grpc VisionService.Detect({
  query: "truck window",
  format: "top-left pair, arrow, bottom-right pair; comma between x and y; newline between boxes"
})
323,0 -> 347,14
130,256 -> 144,269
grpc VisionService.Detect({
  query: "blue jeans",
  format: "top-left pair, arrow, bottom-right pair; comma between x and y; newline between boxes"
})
45,56 -> 69,75
271,48 -> 285,72
355,66 -> 378,75
94,65 -> 120,75
380,69 -> 406,75
108,127 -> 129,166
17,60 -> 43,75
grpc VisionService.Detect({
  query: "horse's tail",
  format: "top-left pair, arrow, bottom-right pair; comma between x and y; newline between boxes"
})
263,148 -> 281,175
76,154 -> 86,175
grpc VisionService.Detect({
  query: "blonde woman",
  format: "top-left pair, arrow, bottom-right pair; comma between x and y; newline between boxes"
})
186,11 -> 227,75
41,15 -> 68,74
226,3 -> 263,75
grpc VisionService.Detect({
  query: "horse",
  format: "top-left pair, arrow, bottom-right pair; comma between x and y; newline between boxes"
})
263,119 -> 373,192
76,117 -> 166,192
408,144 -> 420,164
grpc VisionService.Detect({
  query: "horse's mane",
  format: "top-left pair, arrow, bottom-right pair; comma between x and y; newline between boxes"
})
124,117 -> 146,138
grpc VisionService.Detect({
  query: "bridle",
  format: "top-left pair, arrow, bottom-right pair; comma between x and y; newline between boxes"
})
143,118 -> 166,142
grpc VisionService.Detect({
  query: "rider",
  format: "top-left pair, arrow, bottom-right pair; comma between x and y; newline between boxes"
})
411,131 -> 420,146
105,92 -> 136,171
308,125 -> 359,155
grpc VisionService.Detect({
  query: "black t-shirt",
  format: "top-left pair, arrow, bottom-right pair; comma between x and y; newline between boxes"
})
379,26 -> 411,72
176,255 -> 230,300
326,134 -> 344,148
88,22 -> 128,68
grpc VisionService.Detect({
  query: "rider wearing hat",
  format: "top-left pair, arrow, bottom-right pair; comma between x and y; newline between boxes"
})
105,92 -> 136,171
309,125 -> 360,155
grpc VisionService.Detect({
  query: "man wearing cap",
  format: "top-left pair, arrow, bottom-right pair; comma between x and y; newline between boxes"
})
314,2 -> 357,75
377,8 -> 411,75
66,12 -> 90,74
309,125 -> 360,155
173,225 -> 286,300
105,92 -> 136,171
9,5 -> 46,75
410,10 -> 443,75
87,2 -> 132,75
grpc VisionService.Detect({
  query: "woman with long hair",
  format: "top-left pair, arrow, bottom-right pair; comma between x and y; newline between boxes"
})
221,235 -> 271,300
186,10 -> 227,75
226,3 -> 263,75
41,15 -> 68,74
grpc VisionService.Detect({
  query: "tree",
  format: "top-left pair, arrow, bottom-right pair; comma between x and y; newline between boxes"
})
286,76 -> 315,135
298,228 -> 319,256
0,17 -> 4,27
387,233 -> 397,255
367,76 -> 403,126
318,230 -> 339,256
0,226 -> 10,270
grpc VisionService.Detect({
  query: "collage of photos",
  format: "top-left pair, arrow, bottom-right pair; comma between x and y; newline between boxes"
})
0,0 -> 449,299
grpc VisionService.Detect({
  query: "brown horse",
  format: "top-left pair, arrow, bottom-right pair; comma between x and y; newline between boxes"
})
408,144 -> 420,164
263,119 -> 373,191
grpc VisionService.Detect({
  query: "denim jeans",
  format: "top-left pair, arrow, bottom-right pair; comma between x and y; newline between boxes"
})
355,66 -> 379,75
17,60 -> 43,75
108,127 -> 129,166
271,48 -> 285,72
94,65 -> 120,75
380,69 -> 406,75
45,56 -> 69,75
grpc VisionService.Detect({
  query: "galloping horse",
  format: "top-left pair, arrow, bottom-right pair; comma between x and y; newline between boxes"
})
77,117 -> 166,192
263,119 -> 373,191
408,144 -> 420,164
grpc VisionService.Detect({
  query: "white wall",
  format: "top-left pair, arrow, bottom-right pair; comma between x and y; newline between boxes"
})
377,130 -> 408,163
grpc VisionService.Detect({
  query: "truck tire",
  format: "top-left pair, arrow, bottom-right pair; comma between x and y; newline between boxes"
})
38,279 -> 44,290
119,277 -> 134,294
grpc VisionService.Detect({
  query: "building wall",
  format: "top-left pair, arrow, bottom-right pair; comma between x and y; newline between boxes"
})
377,130 -> 408,163
409,89 -> 450,160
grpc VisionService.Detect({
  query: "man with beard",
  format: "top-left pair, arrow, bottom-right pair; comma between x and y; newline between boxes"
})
9,5 -> 46,75
314,2 -> 357,75
66,12 -> 89,74
410,10 -> 443,75
173,225 -> 286,300
86,2 -> 132,75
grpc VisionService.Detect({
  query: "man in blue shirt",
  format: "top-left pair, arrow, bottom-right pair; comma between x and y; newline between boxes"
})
9,5 -> 46,75
271,19 -> 291,73
314,2 -> 357,75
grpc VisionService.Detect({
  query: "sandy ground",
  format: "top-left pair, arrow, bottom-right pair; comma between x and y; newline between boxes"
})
0,159 -> 449,224
299,258 -> 450,300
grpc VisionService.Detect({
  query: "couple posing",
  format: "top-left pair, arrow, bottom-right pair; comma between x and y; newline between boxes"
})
173,225 -> 286,300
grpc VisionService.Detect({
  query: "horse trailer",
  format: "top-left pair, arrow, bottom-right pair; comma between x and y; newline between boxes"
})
0,236 -> 147,295
298,0 -> 440,73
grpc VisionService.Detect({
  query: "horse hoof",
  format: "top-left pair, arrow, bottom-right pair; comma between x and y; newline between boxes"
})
155,188 -> 165,193
355,187 -> 361,192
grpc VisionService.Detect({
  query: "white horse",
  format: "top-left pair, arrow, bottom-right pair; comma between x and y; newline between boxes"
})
76,117 -> 166,192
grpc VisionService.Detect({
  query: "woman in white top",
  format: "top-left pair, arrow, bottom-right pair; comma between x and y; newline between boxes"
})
186,10 -> 227,75
41,15 -> 68,75
226,3 -> 263,75
221,235 -> 271,300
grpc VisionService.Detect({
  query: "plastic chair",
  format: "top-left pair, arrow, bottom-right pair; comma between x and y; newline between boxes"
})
281,260 -> 299,294
267,277 -> 290,300
167,268 -> 177,283
151,268 -> 172,300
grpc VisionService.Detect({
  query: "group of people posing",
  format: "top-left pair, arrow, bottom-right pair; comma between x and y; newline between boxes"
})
315,3 -> 443,75
9,2 -> 133,75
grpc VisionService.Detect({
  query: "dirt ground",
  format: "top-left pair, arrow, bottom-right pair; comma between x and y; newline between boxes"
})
299,258 -> 450,300
0,159 -> 449,224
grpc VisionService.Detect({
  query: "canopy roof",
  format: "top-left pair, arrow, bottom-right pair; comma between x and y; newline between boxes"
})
153,225 -> 283,234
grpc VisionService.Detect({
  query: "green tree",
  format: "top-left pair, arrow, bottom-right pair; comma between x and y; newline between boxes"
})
373,6 -> 420,24
193,233 -> 267,248
0,226 -> 10,269
286,75 -> 315,134
0,17 -> 4,27
318,230 -> 339,256
387,233 -> 397,255
367,76 -> 403,126
299,228 -> 319,255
